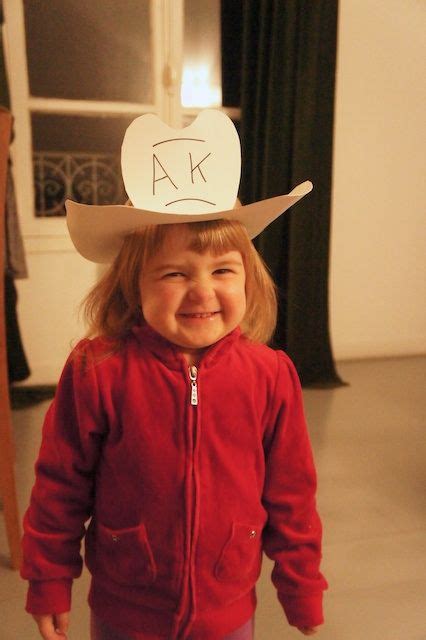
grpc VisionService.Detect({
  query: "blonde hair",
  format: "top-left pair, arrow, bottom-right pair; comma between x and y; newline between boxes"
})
82,220 -> 277,345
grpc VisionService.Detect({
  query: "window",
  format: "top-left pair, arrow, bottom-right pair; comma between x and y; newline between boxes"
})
4,0 -> 239,225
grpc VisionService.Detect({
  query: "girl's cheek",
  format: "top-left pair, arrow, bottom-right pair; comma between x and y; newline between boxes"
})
157,284 -> 183,305
224,282 -> 246,298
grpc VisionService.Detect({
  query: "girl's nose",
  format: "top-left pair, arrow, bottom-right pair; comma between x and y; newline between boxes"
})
187,280 -> 214,302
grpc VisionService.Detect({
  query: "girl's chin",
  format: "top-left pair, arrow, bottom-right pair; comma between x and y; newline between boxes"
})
176,340 -> 215,352
174,333 -> 221,352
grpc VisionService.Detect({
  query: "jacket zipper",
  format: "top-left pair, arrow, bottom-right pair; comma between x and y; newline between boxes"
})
173,365 -> 199,638
189,365 -> 198,406
182,365 -> 199,637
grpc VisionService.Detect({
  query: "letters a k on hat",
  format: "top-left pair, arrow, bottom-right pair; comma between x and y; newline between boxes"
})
66,110 -> 313,263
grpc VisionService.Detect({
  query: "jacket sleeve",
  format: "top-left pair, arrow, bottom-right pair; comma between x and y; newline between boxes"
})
262,351 -> 328,629
20,340 -> 107,615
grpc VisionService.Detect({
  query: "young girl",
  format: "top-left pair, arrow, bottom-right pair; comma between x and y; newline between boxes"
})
21,111 -> 327,639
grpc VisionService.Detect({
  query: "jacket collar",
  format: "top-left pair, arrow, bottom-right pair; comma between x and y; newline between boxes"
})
131,323 -> 241,370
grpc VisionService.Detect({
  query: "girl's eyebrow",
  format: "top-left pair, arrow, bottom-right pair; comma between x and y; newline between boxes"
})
150,263 -> 185,273
211,258 -> 244,268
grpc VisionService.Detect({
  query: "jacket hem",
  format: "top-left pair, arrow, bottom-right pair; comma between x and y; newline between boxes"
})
189,589 -> 256,639
89,580 -> 256,639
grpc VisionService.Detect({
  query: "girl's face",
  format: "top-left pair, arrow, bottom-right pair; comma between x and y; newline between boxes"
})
139,228 -> 246,365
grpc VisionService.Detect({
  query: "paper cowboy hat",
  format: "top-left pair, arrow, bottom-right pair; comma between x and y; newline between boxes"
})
66,109 -> 313,263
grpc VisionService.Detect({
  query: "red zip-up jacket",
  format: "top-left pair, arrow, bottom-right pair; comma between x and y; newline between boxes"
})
21,325 -> 327,639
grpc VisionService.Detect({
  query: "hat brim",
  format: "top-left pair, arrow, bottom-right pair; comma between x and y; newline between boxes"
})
66,181 -> 313,263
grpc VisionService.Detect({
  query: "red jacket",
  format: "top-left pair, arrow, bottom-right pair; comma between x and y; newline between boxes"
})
21,325 -> 327,639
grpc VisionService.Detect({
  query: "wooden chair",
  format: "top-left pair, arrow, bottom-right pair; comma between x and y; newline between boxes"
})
0,108 -> 22,570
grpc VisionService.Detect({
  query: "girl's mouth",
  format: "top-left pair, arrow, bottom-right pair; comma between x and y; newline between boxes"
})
178,311 -> 220,319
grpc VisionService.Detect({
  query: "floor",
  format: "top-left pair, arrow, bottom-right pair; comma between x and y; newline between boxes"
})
1,356 -> 425,639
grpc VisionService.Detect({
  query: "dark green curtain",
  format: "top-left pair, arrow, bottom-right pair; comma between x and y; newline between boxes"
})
223,0 -> 343,387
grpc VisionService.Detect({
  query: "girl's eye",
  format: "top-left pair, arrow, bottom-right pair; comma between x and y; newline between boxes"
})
163,272 -> 185,279
214,268 -> 233,275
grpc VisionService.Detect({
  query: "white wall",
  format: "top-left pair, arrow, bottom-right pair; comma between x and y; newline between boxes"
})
330,0 -> 426,360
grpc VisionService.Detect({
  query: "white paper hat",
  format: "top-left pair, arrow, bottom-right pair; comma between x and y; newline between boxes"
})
66,109 -> 313,263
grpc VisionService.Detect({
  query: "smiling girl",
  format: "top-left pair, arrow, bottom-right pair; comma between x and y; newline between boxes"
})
21,218 -> 327,640
21,109 -> 326,640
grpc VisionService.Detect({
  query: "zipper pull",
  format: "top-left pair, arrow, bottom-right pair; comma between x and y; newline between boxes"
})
189,366 -> 198,406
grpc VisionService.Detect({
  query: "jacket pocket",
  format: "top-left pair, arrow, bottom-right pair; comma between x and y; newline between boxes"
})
92,521 -> 157,587
214,522 -> 263,583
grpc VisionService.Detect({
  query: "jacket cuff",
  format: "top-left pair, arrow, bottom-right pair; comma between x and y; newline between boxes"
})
278,592 -> 324,628
26,579 -> 72,615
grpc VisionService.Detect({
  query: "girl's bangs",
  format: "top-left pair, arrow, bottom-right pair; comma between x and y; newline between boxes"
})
133,219 -> 251,268
185,220 -> 250,256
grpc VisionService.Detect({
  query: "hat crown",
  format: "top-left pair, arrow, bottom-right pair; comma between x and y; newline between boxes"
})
121,110 -> 241,215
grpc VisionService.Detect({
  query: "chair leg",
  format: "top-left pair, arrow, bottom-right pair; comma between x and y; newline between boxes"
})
0,385 -> 22,570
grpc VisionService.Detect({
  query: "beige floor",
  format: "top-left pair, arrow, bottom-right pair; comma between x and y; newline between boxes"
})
1,356 -> 425,639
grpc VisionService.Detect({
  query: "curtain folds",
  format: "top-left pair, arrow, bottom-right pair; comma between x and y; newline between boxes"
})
238,0 -> 343,387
